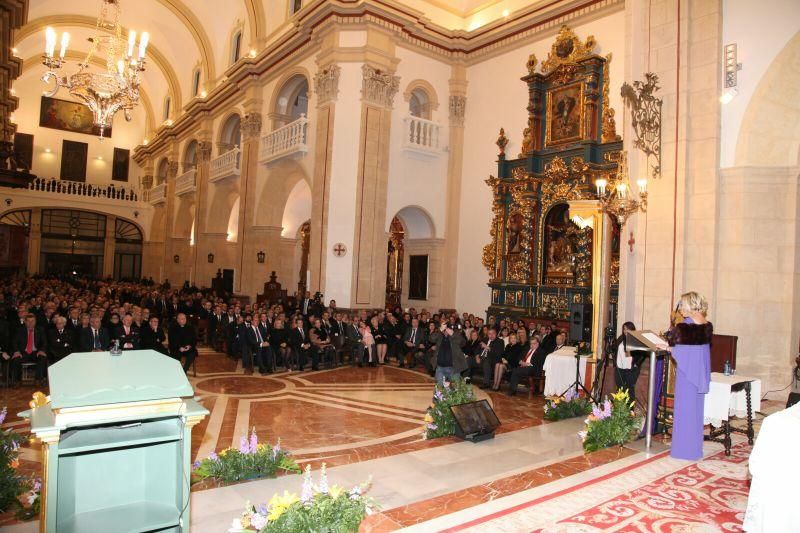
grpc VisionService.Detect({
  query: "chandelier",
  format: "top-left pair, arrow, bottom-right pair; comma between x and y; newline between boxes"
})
41,0 -> 148,140
594,151 -> 647,226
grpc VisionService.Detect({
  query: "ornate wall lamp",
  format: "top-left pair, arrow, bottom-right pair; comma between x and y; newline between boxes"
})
256,250 -> 265,263
594,151 -> 647,226
207,253 -> 214,263
173,254 -> 180,263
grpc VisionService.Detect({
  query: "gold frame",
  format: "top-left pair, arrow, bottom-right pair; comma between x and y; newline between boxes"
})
545,81 -> 585,147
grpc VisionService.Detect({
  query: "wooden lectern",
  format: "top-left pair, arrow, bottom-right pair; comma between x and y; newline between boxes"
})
20,350 -> 208,533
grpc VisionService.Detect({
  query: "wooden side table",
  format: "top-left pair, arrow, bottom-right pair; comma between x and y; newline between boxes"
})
705,379 -> 755,455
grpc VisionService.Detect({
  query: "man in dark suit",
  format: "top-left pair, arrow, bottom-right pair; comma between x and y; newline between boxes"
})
168,313 -> 197,372
240,315 -> 272,374
400,318 -> 427,368
209,305 -> 224,349
65,307 -> 82,332
12,313 -> 48,385
47,316 -> 74,362
507,337 -> 547,396
80,316 -> 111,352
343,316 -> 364,366
289,317 -> 315,371
140,316 -> 169,355
298,291 -> 312,317
114,314 -> 140,350
480,327 -> 505,389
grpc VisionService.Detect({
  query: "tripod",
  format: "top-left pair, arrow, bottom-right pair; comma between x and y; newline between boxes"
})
561,350 -> 593,398
591,333 -> 616,403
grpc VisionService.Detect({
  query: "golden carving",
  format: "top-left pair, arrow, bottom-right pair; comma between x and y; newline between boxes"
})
550,64 -> 581,87
482,176 -> 503,279
610,257 -> 620,285
603,150 -> 622,163
511,166 -> 529,181
29,391 -> 50,409
601,53 -> 621,143
519,116 -> 535,157
541,26 -> 597,75
496,128 -> 509,155
507,185 -> 537,282
526,53 -> 538,75
544,156 -> 570,182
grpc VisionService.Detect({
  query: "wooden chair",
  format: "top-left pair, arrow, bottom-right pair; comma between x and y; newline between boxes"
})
528,372 -> 546,399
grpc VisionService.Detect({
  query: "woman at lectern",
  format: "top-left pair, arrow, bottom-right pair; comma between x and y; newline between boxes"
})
666,291 -> 712,461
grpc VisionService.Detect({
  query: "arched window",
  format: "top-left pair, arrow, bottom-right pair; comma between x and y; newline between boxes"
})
230,30 -> 242,65
289,0 -> 303,16
409,88 -> 431,120
183,140 -> 198,172
192,69 -> 202,97
163,95 -> 172,122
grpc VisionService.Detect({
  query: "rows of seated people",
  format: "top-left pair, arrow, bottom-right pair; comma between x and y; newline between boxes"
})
0,276 -> 565,395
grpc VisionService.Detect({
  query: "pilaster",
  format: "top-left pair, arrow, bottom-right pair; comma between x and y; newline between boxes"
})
102,215 -> 116,278
162,157 -> 180,284
192,136 -> 213,285
27,207 -> 42,274
236,108 -> 263,294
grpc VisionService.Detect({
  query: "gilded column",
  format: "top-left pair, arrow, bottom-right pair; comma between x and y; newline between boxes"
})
308,62 -> 340,296
192,138 -> 213,285
442,64 -> 467,307
236,110 -> 263,294
351,64 -> 399,308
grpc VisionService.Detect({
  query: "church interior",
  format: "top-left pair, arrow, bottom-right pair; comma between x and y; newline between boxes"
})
0,0 -> 798,531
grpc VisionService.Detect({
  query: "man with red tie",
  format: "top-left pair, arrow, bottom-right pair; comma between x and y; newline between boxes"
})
507,337 -> 544,396
11,313 -> 48,386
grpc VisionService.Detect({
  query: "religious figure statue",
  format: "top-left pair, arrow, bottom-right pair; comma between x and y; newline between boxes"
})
506,213 -> 523,254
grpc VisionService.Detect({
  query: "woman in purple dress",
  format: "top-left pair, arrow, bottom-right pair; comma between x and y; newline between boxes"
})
666,291 -> 712,461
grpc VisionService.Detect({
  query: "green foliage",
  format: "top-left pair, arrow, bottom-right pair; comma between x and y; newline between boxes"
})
543,391 -> 592,421
0,407 -> 28,515
233,465 -> 378,533
580,389 -> 642,452
424,378 -> 476,440
193,430 -> 300,485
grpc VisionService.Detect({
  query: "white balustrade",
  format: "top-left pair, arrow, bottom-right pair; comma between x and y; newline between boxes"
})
403,115 -> 442,154
209,148 -> 241,183
27,176 -> 141,202
175,169 -> 197,196
146,182 -> 167,205
259,115 -> 309,164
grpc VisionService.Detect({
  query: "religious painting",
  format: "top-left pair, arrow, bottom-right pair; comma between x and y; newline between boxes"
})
506,213 -> 523,254
112,148 -> 130,182
545,82 -> 584,146
408,255 -> 429,300
39,95 -> 112,138
60,140 -> 88,182
543,203 -> 577,284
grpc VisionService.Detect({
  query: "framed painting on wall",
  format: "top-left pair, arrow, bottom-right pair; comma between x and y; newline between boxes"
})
545,82 -> 584,147
60,140 -> 88,182
112,148 -> 130,182
408,254 -> 429,300
39,95 -> 112,138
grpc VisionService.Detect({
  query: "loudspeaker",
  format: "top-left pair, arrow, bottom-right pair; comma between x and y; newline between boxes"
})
569,303 -> 593,343
450,400 -> 501,442
787,392 -> 800,409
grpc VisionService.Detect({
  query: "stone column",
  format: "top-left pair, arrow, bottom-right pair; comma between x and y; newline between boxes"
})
308,62 -> 340,297
102,215 -> 116,278
236,109 -> 263,295
350,64 -> 399,308
441,64 -> 468,308
27,207 -> 42,274
192,138 -> 213,286
162,158 -> 180,284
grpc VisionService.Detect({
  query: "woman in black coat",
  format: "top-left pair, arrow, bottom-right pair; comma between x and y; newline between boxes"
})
492,333 -> 523,391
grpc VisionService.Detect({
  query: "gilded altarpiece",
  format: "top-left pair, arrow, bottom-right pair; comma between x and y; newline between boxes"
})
483,26 -> 622,331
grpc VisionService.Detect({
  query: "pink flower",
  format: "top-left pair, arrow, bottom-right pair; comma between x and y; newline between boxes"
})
249,429 -> 258,454
239,436 -> 250,454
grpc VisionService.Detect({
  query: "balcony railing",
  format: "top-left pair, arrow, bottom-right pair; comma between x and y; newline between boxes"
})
175,168 -> 196,196
145,183 -> 167,205
403,115 -> 442,155
259,115 -> 309,164
27,177 -> 140,202
209,148 -> 241,183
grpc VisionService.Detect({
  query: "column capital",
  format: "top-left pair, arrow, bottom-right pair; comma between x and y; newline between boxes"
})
166,160 -> 180,178
361,64 -> 400,108
197,141 -> 213,162
141,174 -> 154,190
241,112 -> 263,140
449,95 -> 466,127
314,64 -> 341,105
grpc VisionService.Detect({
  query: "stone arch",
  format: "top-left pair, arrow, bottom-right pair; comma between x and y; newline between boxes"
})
736,31 -> 800,167
281,179 -> 312,238
391,205 -> 436,239
207,185 -> 239,234
403,79 -> 439,120
183,139 -> 198,172
218,113 -> 242,153
269,71 -> 310,127
227,197 -> 240,242
156,158 -> 169,184
255,158 -> 310,227
150,206 -> 167,242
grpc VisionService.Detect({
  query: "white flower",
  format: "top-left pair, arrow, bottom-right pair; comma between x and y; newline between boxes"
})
228,518 -> 244,532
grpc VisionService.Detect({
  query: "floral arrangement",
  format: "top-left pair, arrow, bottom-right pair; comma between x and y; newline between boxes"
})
193,428 -> 300,484
230,464 -> 378,532
579,389 -> 642,452
543,389 -> 592,421
0,407 -> 28,515
15,478 -> 40,520
423,378 -> 476,440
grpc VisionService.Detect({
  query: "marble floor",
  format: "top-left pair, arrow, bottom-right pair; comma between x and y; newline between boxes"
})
0,349 -> 772,532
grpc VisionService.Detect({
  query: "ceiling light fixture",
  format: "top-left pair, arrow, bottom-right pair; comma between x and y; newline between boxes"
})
41,0 -> 149,141
719,87 -> 738,105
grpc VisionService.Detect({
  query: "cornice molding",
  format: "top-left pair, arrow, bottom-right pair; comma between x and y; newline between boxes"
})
134,0 -> 623,161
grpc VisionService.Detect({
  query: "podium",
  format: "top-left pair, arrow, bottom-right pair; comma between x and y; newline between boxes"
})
20,350 -> 208,533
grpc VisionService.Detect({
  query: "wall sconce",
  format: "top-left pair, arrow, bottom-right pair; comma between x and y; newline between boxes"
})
256,250 -> 265,263
207,253 -> 214,263
4,199 -> 11,206
173,254 -> 180,263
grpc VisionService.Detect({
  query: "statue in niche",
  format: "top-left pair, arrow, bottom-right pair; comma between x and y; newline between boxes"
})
506,213 -> 523,254
544,204 -> 578,277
